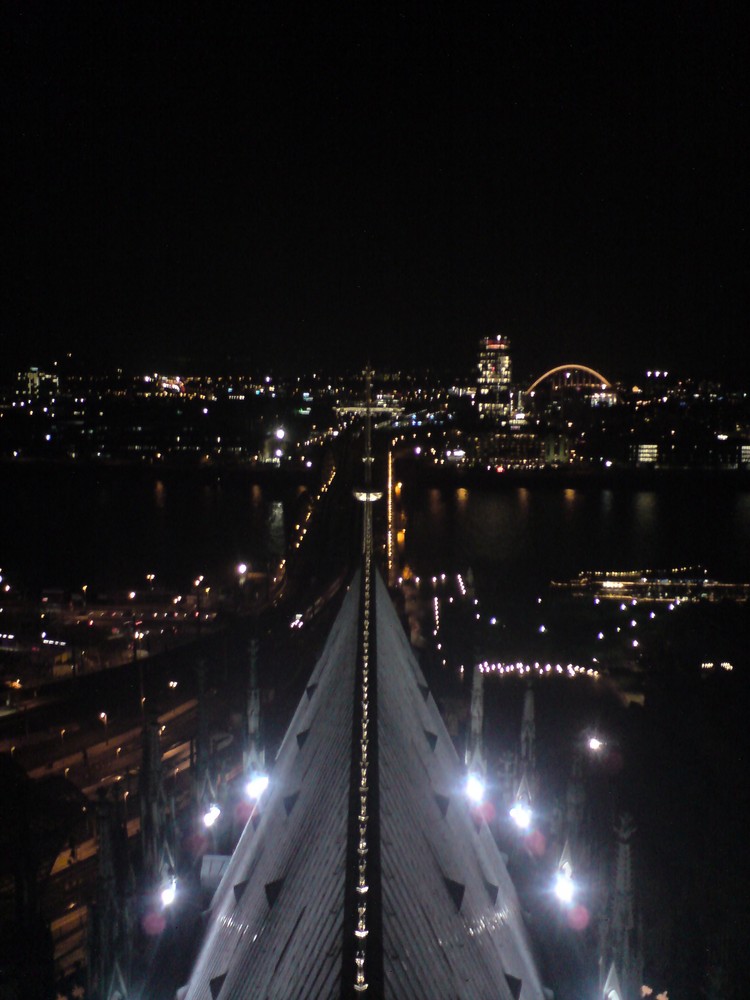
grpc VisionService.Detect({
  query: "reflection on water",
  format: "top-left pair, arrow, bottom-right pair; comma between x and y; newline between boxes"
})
268,501 -> 286,558
732,494 -> 750,547
428,488 -> 447,531
2,465 -> 749,604
0,467 -> 296,593
632,492 -> 658,551
403,481 -> 750,602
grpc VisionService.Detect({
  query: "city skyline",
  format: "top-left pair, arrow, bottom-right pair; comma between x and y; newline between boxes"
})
4,4 -> 748,383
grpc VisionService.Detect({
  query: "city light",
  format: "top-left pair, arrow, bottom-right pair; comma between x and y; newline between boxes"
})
588,736 -> 604,752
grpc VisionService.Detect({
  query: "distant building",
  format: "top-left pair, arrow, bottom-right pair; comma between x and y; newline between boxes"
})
634,443 -> 658,465
477,335 -> 512,420
478,431 -> 544,469
21,367 -> 59,398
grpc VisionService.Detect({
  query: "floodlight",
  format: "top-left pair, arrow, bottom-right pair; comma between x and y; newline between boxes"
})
246,774 -> 269,800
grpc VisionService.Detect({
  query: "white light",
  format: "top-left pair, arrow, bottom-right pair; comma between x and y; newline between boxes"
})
510,802 -> 532,830
203,804 -> 221,828
588,737 -> 603,751
161,879 -> 177,907
554,870 -> 575,904
275,427 -> 285,440
246,774 -> 269,799
466,774 -> 485,804
237,563 -> 248,576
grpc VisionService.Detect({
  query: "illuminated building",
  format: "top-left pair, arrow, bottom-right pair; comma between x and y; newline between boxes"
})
635,443 -> 658,465
477,335 -> 512,419
179,505 -> 547,999
21,366 -> 59,398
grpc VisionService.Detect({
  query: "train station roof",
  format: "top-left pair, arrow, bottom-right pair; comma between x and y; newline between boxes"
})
180,553 -> 546,999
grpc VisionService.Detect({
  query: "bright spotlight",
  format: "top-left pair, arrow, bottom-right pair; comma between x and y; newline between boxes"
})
588,736 -> 604,752
554,870 -> 575,904
275,427 -> 285,440
161,879 -> 177,907
510,802 -> 532,830
237,563 -> 248,576
246,774 -> 269,800
465,774 -> 485,804
203,803 -> 221,828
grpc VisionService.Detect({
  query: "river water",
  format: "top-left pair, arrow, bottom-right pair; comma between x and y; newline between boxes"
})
401,477 -> 750,601
2,464 -> 749,599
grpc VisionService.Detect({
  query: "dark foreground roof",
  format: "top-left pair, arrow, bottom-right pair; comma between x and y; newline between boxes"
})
180,562 -> 546,1000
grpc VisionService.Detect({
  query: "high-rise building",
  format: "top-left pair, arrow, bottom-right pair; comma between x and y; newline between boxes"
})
477,335 -> 512,419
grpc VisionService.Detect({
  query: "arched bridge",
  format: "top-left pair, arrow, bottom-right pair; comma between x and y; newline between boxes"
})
526,364 -> 613,395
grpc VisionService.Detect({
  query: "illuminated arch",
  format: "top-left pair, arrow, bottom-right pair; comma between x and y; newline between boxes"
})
526,364 -> 612,394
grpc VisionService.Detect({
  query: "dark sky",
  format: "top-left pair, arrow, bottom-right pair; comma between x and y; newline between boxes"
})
4,2 -> 748,382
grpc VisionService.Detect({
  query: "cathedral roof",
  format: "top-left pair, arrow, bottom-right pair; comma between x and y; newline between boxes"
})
180,554 -> 546,999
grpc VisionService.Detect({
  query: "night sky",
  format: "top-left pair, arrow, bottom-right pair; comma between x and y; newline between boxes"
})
4,2 -> 748,382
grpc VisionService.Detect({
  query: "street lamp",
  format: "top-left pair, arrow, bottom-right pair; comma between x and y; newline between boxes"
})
99,711 -> 108,745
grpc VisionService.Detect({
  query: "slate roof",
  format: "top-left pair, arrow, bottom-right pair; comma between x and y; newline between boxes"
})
181,553 -> 546,1000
